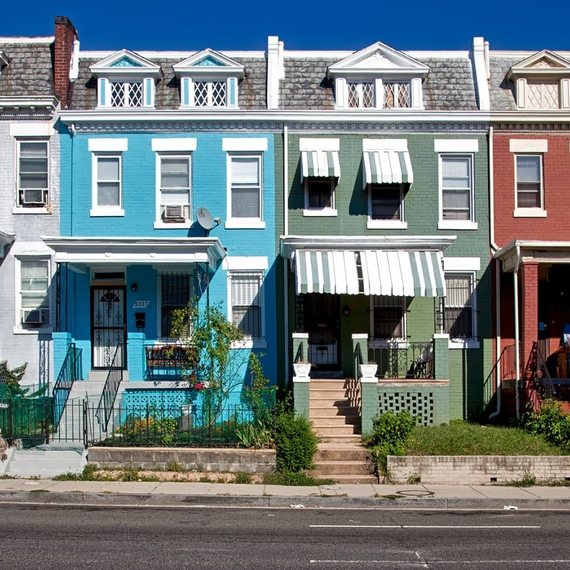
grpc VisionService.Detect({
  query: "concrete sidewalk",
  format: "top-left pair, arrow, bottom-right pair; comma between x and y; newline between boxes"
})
2,478 -> 570,509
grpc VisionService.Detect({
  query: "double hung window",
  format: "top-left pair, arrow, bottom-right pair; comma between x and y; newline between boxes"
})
18,140 -> 49,208
228,154 -> 262,222
516,155 -> 543,209
159,155 -> 191,223
441,155 -> 473,222
19,259 -> 50,328
230,271 -> 264,342
372,296 -> 405,340
444,274 -> 475,340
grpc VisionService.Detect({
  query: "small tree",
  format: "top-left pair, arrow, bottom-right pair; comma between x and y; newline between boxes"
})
169,302 -> 270,424
0,362 -> 29,399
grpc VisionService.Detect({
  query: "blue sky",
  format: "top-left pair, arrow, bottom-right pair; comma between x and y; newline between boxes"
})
2,0 -> 569,52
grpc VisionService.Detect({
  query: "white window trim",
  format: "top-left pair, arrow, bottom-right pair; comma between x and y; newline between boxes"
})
225,263 -> 266,349
225,152 -> 265,229
444,271 -> 479,349
14,256 -> 52,335
14,138 -> 50,212
153,152 -> 193,229
335,77 -> 423,110
367,183 -> 406,229
438,153 -> 477,230
90,153 -> 125,217
514,154 -> 545,215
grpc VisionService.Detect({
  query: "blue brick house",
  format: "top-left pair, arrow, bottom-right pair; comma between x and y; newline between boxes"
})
47,29 -> 280,408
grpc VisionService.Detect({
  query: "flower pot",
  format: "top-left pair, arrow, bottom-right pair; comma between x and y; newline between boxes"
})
359,363 -> 378,379
293,362 -> 312,378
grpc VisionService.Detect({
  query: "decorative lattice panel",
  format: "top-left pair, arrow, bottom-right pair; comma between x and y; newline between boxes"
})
123,389 -> 193,410
527,82 -> 559,109
377,391 -> 435,425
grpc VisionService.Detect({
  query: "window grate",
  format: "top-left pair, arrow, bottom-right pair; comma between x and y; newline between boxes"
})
231,272 -> 263,340
161,273 -> 192,337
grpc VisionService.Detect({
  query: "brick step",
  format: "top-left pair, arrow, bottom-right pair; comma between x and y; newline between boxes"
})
314,425 -> 360,436
312,474 -> 378,484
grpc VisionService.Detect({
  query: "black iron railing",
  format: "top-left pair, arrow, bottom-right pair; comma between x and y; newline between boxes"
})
525,341 -> 556,400
53,343 -> 82,427
368,341 -> 434,379
96,345 -> 123,431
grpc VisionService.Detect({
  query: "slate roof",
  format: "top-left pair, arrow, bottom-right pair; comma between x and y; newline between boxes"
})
69,55 -> 267,110
488,56 -> 519,111
0,41 -> 54,98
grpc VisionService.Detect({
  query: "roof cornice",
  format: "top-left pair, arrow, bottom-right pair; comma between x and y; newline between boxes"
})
60,109 -> 490,125
491,111 -> 570,122
0,96 -> 57,111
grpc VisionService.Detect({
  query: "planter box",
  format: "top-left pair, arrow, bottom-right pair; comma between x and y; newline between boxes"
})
387,455 -> 570,484
88,446 -> 276,474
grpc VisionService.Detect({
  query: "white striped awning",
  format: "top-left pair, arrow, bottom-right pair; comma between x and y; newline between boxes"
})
294,250 -> 445,297
301,150 -> 341,181
363,150 -> 414,187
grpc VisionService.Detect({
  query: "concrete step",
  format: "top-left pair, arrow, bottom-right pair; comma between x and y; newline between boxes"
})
312,415 -> 360,427
6,447 -> 87,478
312,473 -> 378,484
318,434 -> 363,444
314,447 -> 370,462
312,460 -> 373,476
314,425 -> 360,436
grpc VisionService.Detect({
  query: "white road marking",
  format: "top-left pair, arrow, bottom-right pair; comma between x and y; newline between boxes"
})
310,524 -> 541,529
310,560 -> 570,565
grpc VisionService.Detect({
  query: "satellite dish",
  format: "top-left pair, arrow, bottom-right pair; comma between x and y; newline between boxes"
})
196,207 -> 214,231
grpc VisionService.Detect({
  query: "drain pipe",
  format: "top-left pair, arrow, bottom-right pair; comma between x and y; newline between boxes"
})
514,249 -> 521,420
283,124 -> 290,388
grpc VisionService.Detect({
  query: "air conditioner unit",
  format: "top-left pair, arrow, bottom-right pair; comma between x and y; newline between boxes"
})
164,205 -> 184,220
21,188 -> 48,206
21,308 -> 48,326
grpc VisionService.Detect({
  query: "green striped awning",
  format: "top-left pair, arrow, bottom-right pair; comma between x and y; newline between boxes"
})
301,150 -> 341,181
294,250 -> 445,297
363,149 -> 414,187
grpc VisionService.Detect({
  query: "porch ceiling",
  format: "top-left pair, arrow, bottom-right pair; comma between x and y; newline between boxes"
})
494,239 -> 570,273
42,236 -> 226,267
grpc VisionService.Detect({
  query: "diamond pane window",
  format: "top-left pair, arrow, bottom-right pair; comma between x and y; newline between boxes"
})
527,81 -> 559,110
383,81 -> 411,108
110,82 -> 143,107
194,81 -> 227,107
348,82 -> 374,108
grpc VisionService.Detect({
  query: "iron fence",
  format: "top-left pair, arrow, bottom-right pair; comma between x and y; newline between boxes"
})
96,345 -> 123,431
368,341 -> 434,379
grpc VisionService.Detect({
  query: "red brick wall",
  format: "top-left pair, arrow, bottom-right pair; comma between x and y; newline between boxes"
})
54,16 -> 78,109
494,133 -> 570,248
521,262 -> 539,365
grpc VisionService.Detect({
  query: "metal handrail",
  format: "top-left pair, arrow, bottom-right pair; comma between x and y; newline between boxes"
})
53,343 -> 82,426
96,345 -> 123,431
530,341 -> 556,399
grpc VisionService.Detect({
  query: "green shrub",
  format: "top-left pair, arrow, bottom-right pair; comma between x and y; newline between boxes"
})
263,471 -> 333,486
522,400 -> 570,450
364,410 -> 416,476
273,411 -> 318,472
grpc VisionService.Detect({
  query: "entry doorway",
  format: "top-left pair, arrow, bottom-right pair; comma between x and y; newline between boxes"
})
91,286 -> 126,369
303,294 -> 340,369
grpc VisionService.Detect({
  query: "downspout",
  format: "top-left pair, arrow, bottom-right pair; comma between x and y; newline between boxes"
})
514,245 -> 521,419
283,124 -> 290,388
69,123 -> 76,236
488,125 -> 503,420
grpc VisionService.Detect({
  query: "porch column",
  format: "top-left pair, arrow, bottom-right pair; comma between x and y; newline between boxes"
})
520,262 -> 539,365
360,376 -> 378,434
351,333 -> 368,378
127,332 -> 146,381
292,333 -> 310,418
432,334 -> 449,380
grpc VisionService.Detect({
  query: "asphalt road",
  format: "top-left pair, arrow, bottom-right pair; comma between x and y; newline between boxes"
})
3,504 -> 570,569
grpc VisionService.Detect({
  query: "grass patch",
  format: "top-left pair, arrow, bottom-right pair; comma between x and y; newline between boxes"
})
405,423 -> 569,456
263,471 -> 334,486
233,472 -> 252,484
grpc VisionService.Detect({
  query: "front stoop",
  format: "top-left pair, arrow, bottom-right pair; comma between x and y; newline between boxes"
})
309,379 -> 376,484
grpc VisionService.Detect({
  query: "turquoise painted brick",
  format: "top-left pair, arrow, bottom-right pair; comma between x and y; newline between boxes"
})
127,333 -> 146,381
52,332 -> 72,386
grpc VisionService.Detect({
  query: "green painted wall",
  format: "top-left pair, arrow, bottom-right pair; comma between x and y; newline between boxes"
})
282,131 -> 492,420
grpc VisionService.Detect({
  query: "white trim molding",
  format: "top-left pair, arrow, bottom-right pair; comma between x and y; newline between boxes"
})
222,138 -> 268,152
434,139 -> 479,153
509,139 -> 548,153
151,138 -> 197,152
88,138 -> 128,152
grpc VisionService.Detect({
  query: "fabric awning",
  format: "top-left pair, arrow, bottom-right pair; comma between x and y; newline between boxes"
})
301,150 -> 341,181
363,149 -> 413,186
294,250 -> 445,297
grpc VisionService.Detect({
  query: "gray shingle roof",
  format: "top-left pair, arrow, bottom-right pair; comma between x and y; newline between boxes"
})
488,56 -> 519,111
69,56 -> 267,110
0,42 -> 54,97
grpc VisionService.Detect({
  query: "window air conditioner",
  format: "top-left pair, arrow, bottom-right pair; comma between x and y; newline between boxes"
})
21,189 -> 48,206
164,205 -> 184,220
21,308 -> 48,326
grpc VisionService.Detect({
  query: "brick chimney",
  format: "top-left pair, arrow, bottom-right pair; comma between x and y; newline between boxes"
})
54,16 -> 78,109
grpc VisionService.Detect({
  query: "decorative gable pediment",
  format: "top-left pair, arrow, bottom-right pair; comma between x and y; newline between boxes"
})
173,49 -> 244,109
328,42 -> 429,110
90,49 -> 162,80
507,50 -> 570,110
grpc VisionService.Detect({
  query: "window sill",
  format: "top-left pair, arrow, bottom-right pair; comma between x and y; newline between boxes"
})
13,325 -> 53,336
513,208 -> 547,218
303,209 -> 338,217
438,220 -> 478,231
225,219 -> 266,229
448,338 -> 479,349
367,220 -> 407,230
12,207 -> 51,215
231,339 -> 267,350
154,221 -> 193,229
90,208 -> 125,217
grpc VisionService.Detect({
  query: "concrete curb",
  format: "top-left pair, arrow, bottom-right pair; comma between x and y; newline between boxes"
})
3,490 -> 570,510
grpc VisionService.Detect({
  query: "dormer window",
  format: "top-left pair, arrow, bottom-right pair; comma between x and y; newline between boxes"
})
328,42 -> 428,110
508,50 -> 570,111
174,49 -> 244,109
90,49 -> 162,109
